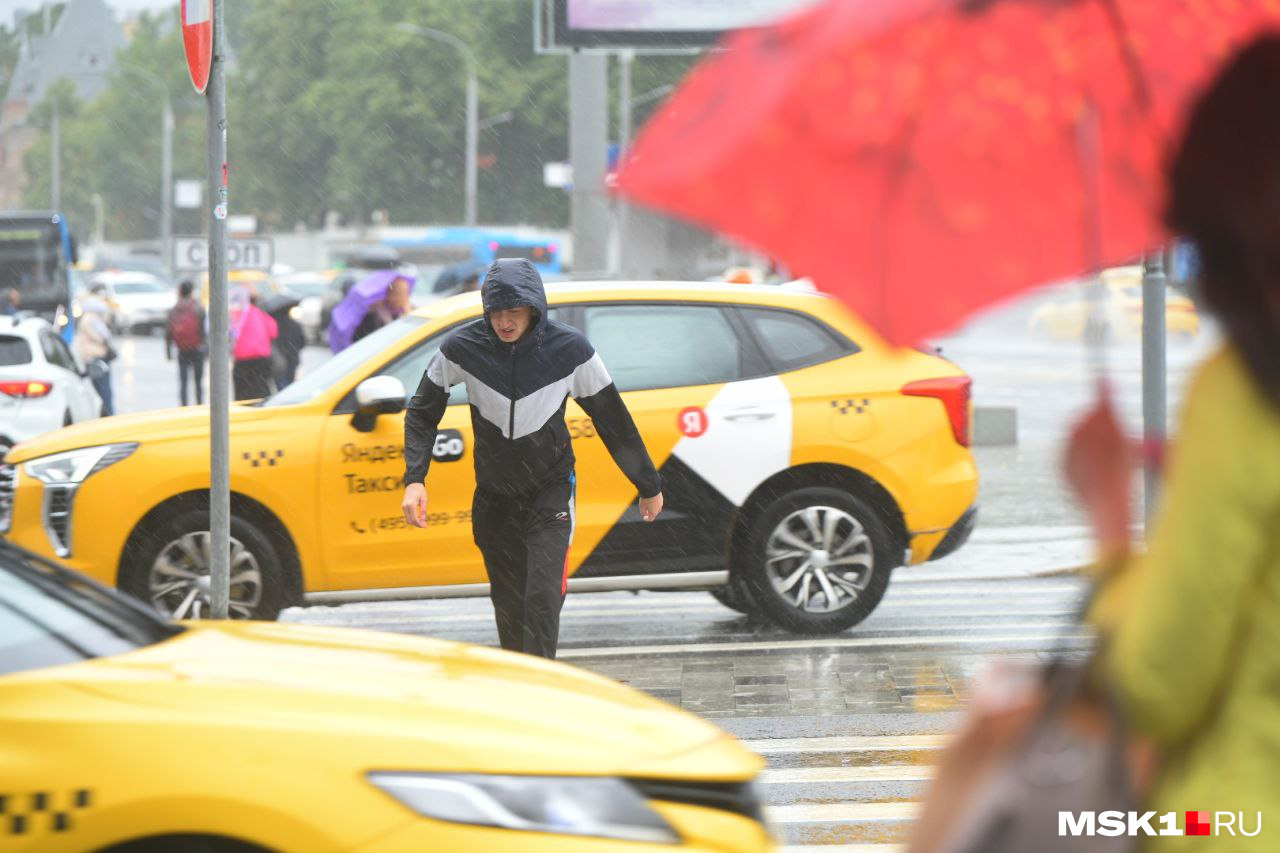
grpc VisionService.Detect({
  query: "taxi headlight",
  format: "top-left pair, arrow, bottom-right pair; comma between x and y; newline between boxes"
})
367,772 -> 680,844
24,444 -> 138,485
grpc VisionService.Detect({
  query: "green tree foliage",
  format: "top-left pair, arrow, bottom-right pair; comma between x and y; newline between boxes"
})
23,10 -> 207,242
23,0 -> 696,237
235,0 -> 574,229
0,25 -> 23,97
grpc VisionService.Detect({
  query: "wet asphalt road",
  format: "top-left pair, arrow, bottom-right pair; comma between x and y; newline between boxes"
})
103,288 -> 1215,851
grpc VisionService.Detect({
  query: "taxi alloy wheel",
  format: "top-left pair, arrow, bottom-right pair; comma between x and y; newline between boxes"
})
122,510 -> 285,621
150,532 -> 264,620
744,488 -> 892,634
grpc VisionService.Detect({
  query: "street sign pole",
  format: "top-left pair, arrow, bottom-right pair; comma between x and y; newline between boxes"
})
206,0 -> 231,619
162,100 -> 174,280
1141,252 -> 1168,522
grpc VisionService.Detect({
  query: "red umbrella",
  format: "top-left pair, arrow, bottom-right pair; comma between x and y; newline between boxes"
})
616,0 -> 1280,345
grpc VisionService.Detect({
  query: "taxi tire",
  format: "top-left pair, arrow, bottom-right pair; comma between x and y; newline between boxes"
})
742,487 -> 893,634
121,509 -> 286,621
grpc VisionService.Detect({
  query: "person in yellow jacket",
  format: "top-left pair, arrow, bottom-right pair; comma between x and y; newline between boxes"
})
1066,38 -> 1280,851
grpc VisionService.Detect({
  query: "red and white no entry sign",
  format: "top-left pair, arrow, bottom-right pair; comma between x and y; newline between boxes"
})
181,0 -> 213,94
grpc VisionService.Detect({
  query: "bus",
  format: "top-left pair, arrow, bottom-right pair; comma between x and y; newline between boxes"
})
377,226 -> 565,293
0,211 -> 79,340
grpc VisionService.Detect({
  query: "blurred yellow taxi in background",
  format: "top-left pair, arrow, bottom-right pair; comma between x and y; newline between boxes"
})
197,269 -> 281,305
1029,265 -> 1199,343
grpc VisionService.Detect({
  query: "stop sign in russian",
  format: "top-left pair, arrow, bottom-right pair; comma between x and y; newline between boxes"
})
181,0 -> 213,94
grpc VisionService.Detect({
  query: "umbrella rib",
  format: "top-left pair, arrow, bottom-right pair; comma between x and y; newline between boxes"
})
1097,0 -> 1154,117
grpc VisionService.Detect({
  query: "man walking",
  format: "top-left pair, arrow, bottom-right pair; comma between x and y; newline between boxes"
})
402,259 -> 663,659
166,280 -> 207,406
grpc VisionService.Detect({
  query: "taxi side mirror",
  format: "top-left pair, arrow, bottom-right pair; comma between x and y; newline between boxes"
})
352,375 -> 407,433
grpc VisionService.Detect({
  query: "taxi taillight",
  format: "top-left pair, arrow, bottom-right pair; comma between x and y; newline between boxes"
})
0,380 -> 52,398
902,376 -> 972,447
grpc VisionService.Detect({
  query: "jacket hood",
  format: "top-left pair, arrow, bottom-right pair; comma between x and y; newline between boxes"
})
480,259 -> 547,349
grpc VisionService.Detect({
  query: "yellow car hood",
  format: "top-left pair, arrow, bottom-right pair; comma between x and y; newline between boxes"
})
44,622 -> 758,780
6,404 -> 276,464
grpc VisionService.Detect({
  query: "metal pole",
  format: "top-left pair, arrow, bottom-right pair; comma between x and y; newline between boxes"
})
465,68 -> 478,226
618,50 -> 634,156
570,51 -> 610,278
50,101 -> 59,211
119,67 -> 174,268
118,66 -> 173,269
162,98 -> 174,274
615,50 -> 633,277
1141,251 -> 1168,521
208,0 -> 231,619
90,192 -> 104,245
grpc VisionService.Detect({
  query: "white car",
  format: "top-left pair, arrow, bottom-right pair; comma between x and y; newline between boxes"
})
88,271 -> 175,334
0,316 -> 102,457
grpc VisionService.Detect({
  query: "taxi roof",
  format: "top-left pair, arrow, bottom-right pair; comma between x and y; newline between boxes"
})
410,279 -> 840,321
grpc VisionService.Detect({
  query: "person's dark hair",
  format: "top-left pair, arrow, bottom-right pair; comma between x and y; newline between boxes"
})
1166,36 -> 1280,407
178,280 -> 194,298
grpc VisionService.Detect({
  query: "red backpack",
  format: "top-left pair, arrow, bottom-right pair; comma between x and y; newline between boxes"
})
169,302 -> 203,350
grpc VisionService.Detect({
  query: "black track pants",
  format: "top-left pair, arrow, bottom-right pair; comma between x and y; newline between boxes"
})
472,477 -> 575,659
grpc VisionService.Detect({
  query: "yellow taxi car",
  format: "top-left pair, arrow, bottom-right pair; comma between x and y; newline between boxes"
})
197,269 -> 281,305
1029,265 -> 1200,343
0,540 -> 768,852
1,282 -> 978,634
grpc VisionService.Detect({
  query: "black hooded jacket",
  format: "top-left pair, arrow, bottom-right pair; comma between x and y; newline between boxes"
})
404,259 -> 661,499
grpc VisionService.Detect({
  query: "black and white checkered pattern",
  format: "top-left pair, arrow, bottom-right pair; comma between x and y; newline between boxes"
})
0,789 -> 92,836
830,398 -> 872,415
242,449 -> 285,468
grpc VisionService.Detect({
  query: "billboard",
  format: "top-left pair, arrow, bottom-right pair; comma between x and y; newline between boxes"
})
547,0 -> 820,49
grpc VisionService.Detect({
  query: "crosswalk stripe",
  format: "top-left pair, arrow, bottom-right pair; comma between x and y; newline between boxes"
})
761,766 -> 935,784
558,629 -> 1091,658
743,735 -> 948,753
290,583 -> 1086,620
773,840 -> 906,845
293,605 -> 1082,628
768,801 -> 921,823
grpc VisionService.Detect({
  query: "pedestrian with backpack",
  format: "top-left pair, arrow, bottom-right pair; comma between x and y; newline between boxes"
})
166,280 -> 207,406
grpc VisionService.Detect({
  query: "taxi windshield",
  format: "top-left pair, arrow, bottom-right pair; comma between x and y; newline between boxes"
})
263,315 -> 428,407
0,543 -> 179,676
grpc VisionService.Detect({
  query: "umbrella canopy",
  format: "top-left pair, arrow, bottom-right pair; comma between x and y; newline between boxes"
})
328,270 -> 416,352
260,292 -> 301,316
432,261 -> 489,295
616,0 -> 1280,345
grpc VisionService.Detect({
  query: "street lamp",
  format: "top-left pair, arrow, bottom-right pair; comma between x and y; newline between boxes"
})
117,64 -> 173,274
51,103 -> 59,211
396,21 -> 478,227
0,121 -> 48,209
90,192 -> 104,245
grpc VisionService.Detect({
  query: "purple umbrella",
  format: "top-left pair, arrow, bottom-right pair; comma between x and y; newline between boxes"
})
328,270 -> 416,353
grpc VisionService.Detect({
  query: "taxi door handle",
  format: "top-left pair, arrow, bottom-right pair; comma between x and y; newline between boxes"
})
723,406 -> 777,421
